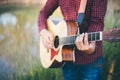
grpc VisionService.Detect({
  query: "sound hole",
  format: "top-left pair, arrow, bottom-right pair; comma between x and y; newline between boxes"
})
54,36 -> 59,48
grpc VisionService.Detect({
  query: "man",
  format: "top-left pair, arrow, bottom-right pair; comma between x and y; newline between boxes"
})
38,0 -> 107,80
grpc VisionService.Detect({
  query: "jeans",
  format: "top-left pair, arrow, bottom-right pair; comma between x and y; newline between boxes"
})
62,57 -> 103,80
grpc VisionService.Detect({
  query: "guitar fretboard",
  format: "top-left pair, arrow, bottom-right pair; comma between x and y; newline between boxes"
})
58,32 -> 102,45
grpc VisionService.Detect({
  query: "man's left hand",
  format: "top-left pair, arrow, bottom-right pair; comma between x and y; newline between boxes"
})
75,33 -> 96,54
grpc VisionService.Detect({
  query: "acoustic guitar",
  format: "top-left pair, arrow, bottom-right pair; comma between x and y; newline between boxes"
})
40,19 -> 120,68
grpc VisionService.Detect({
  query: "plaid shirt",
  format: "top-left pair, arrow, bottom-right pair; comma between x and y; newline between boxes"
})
38,0 -> 107,64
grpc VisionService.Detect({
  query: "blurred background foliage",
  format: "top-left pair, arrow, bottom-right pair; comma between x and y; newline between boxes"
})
0,0 -> 120,80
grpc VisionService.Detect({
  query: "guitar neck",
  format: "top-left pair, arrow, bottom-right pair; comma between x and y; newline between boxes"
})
59,32 -> 102,45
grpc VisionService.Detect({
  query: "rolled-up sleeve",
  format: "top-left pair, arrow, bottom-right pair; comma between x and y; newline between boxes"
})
38,0 -> 59,33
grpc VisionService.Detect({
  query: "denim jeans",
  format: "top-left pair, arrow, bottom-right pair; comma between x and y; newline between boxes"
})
62,57 -> 103,80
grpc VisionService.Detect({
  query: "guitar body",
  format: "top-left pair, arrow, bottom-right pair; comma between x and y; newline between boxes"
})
40,19 -> 76,68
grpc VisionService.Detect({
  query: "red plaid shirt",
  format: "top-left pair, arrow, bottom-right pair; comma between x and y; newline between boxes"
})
38,0 -> 107,64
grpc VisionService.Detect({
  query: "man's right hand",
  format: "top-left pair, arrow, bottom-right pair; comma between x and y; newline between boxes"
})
40,29 -> 54,49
